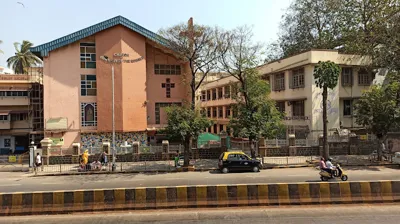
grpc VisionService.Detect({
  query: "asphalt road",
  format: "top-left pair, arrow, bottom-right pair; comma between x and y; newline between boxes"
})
1,204 -> 400,224
0,166 -> 399,193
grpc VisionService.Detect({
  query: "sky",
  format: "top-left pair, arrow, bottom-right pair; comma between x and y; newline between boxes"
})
0,0 -> 292,72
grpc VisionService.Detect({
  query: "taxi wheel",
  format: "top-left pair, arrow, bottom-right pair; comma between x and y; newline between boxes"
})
222,167 -> 229,174
252,166 -> 260,172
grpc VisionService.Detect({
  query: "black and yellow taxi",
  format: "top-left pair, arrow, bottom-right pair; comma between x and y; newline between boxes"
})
218,151 -> 263,173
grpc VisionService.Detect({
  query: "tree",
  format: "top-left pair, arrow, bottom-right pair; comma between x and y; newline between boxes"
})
0,40 -> 3,54
165,106 -> 213,166
354,73 -> 400,161
220,26 -> 283,157
313,61 -> 340,158
278,0 -> 343,57
229,72 -> 284,157
159,18 -> 230,109
7,40 -> 42,74
336,0 -> 400,74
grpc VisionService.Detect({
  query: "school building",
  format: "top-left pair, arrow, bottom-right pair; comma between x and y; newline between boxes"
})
198,49 -> 377,140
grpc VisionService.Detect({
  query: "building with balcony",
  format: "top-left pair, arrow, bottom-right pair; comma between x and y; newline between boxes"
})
199,49 -> 376,140
30,16 -> 191,149
0,68 -> 44,154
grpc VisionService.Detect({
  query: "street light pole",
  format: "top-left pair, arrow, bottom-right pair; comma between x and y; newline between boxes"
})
111,65 -> 116,171
100,55 -> 116,171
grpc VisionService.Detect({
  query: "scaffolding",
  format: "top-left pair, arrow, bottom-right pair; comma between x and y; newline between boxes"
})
28,67 -> 44,145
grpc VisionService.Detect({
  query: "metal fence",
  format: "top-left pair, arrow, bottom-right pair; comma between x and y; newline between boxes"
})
34,154 -> 180,175
0,153 -> 30,171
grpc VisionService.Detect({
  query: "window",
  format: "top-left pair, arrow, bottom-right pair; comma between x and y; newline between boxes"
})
224,85 -> 231,98
0,115 -> 8,121
207,107 -> 211,118
276,101 -> 285,114
80,43 -> 96,68
218,87 -> 223,99
207,90 -> 211,101
201,91 -> 206,101
212,89 -> 217,100
290,68 -> 305,89
343,100 -> 353,116
218,107 -> 223,118
212,107 -> 217,117
225,106 -> 231,118
292,100 -> 305,117
81,103 -> 97,127
219,124 -> 224,132
154,64 -> 181,75
0,91 -> 28,97
341,68 -> 353,86
11,113 -> 28,121
358,68 -> 371,85
274,73 -> 285,91
155,102 -> 182,124
80,75 -> 97,96
213,124 -> 217,134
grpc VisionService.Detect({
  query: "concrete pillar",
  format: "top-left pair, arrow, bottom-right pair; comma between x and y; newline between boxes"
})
102,142 -> 110,154
132,141 -> 139,154
162,140 -> 169,153
288,134 -> 296,146
40,138 -> 53,166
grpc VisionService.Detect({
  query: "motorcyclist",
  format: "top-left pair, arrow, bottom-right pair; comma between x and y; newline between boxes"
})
326,158 -> 336,177
319,157 -> 332,176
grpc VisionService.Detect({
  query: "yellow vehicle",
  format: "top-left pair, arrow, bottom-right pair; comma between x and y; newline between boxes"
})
319,164 -> 348,181
218,151 -> 262,173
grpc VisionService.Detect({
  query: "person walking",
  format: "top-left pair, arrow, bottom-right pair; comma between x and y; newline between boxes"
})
35,153 -> 42,171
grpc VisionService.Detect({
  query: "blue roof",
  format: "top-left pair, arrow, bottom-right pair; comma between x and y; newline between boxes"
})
30,15 -> 169,57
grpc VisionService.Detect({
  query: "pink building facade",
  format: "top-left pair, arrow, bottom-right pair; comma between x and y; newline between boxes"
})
31,16 -> 190,149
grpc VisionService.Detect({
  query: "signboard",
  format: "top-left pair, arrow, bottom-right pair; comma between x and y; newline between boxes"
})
359,135 -> 367,140
50,138 -> 64,146
108,53 -> 144,64
8,156 -> 16,163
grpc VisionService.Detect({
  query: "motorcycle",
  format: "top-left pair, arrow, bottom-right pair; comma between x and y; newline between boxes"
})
319,164 -> 348,181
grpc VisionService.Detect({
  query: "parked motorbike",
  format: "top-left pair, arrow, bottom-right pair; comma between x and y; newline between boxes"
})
319,164 -> 348,181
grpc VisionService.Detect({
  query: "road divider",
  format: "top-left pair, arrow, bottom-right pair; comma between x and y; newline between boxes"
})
1,180 -> 399,216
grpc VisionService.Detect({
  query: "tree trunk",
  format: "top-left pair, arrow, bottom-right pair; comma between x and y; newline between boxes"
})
191,79 -> 196,110
322,86 -> 329,159
249,137 -> 256,158
377,137 -> 384,162
183,136 -> 191,167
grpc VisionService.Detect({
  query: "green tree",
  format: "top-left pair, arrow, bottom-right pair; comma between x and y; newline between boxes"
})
313,61 -> 340,158
229,72 -> 284,157
219,26 -> 283,157
165,106 -> 213,166
354,73 -> 400,161
7,40 -> 42,74
278,0 -> 343,57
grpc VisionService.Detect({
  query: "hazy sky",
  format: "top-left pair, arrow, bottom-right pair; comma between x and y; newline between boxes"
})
0,0 -> 292,72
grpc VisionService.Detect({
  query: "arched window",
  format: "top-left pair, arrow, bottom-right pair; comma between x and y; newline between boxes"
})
81,103 -> 97,126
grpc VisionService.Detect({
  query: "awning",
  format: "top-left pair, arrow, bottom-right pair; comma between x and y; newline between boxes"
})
0,111 -> 10,115
10,110 -> 29,114
45,117 -> 68,130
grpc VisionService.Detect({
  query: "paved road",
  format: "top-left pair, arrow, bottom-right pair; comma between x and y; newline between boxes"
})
1,204 -> 400,224
1,166 -> 399,193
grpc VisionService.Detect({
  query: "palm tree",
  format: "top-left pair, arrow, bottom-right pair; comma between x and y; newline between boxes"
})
0,40 -> 3,54
7,40 -> 42,74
